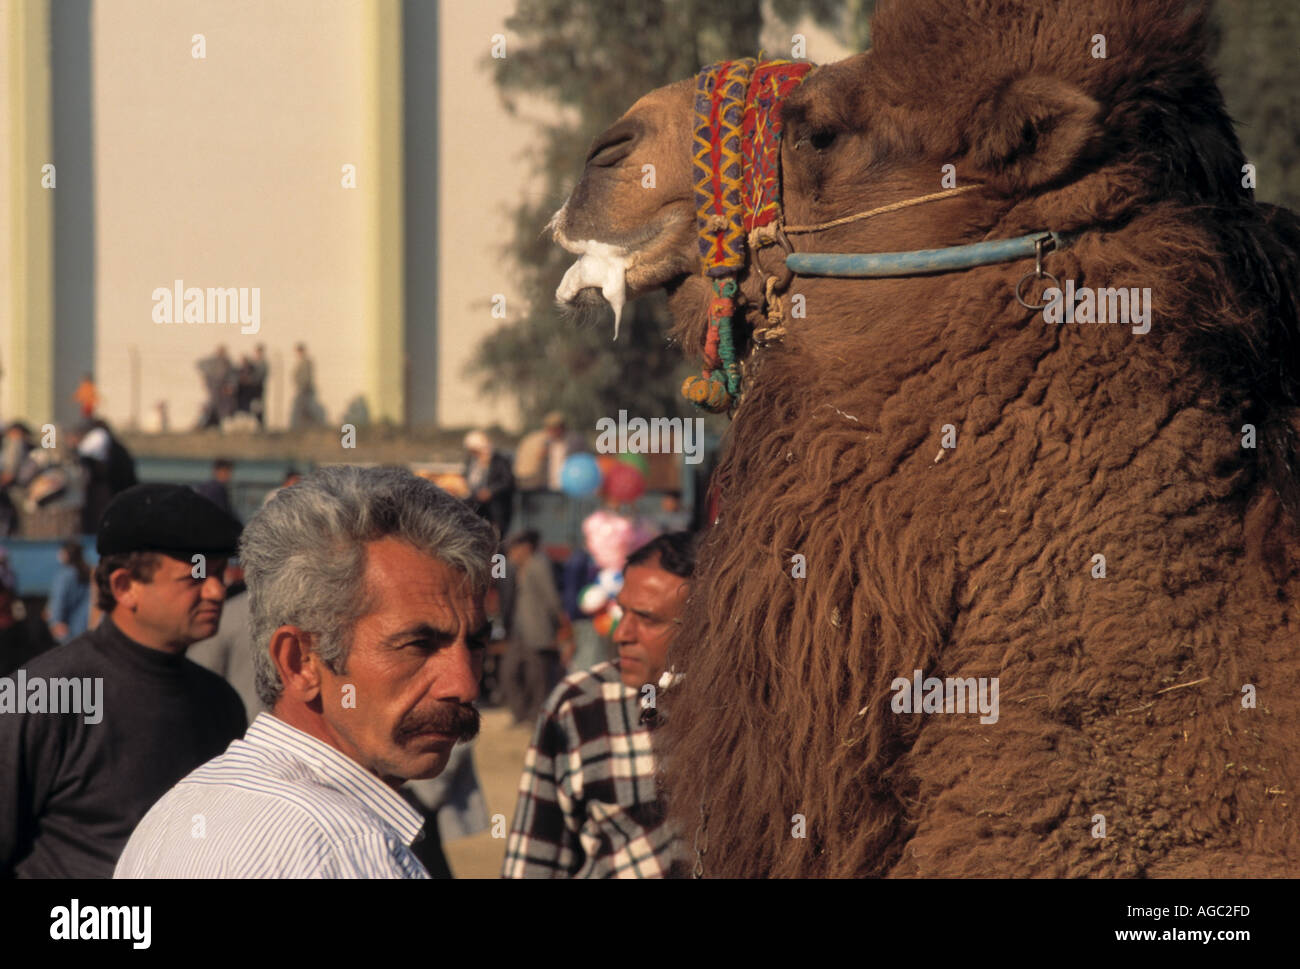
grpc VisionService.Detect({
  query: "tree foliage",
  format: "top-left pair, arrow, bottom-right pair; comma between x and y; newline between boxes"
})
471,0 -> 847,432
1213,0 -> 1300,211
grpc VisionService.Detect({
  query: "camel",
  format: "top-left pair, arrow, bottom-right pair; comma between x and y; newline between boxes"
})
551,0 -> 1300,877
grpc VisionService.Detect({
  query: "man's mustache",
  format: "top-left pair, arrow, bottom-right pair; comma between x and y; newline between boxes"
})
394,702 -> 480,744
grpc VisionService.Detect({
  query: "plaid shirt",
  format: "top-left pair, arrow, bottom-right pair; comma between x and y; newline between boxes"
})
502,660 -> 687,878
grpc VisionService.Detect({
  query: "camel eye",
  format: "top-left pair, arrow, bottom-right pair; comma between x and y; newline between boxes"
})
810,129 -> 837,151
586,122 -> 641,167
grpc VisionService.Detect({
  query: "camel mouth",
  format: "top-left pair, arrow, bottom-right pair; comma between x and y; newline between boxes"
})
555,238 -> 632,337
552,203 -> 696,338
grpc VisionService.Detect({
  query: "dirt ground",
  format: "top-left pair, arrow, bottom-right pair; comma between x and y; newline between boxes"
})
443,708 -> 535,878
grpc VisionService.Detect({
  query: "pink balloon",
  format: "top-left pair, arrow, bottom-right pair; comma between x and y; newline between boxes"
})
583,509 -> 660,572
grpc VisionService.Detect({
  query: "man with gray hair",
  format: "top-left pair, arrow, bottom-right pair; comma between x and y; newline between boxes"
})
115,466 -> 496,878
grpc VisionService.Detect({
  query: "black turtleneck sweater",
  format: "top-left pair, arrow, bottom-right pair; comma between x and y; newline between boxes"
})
0,616 -> 246,877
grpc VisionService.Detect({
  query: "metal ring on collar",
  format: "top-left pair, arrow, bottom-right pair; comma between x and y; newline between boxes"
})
1015,269 -> 1060,311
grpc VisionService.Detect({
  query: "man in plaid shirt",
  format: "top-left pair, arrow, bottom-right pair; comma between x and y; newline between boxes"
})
502,532 -> 694,878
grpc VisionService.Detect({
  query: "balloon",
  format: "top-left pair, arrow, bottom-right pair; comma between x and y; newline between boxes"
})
596,454 -> 620,478
578,583 -> 609,615
604,463 -> 646,503
616,452 -> 650,476
596,568 -> 623,597
583,509 -> 661,571
593,612 -> 614,637
560,453 -> 602,497
584,510 -> 634,570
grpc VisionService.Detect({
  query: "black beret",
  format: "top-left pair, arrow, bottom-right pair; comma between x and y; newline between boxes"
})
96,483 -> 241,558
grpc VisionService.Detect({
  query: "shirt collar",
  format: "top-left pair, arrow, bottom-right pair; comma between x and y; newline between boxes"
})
246,713 -> 426,846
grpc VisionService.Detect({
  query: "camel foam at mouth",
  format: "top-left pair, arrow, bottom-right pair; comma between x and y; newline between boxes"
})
555,240 -> 630,339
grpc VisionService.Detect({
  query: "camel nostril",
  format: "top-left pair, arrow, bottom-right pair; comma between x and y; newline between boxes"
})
585,120 -> 642,168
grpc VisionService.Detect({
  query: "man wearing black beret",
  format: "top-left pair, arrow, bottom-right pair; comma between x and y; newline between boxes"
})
0,484 -> 247,877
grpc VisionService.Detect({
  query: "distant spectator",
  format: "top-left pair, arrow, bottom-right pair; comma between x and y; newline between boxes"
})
500,530 -> 571,725
230,346 -> 269,430
194,458 -> 238,522
187,562 -> 260,722
141,400 -> 170,434
561,546 -> 597,621
73,374 -> 98,419
0,579 -> 55,677
197,346 -> 234,430
0,550 -> 16,593
290,343 -> 323,430
513,412 -> 587,491
8,426 -> 77,538
0,422 -> 33,489
262,467 -> 303,506
45,540 -> 91,643
18,427 -> 84,539
0,423 -> 34,536
75,419 -> 137,535
562,545 -> 610,673
248,345 -> 268,428
462,430 -> 515,538
655,490 -> 692,532
235,356 -> 256,417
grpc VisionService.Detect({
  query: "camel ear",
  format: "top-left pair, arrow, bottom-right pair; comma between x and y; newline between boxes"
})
971,75 -> 1101,194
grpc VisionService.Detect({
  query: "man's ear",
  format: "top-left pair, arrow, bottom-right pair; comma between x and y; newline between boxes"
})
269,626 -> 322,702
109,568 -> 139,610
971,75 -> 1101,195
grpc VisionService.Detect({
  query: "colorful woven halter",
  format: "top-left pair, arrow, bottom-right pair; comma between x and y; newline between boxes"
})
681,58 -> 814,414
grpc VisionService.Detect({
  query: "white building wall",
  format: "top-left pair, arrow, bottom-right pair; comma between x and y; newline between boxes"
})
92,0 -> 369,431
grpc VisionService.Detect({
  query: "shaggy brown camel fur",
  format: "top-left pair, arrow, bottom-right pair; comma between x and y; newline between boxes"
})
552,0 -> 1300,876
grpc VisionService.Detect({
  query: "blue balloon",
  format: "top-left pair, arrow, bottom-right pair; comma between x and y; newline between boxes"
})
560,453 -> 601,497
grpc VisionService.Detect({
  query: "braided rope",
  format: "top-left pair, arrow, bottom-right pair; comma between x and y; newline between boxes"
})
783,184 -> 979,234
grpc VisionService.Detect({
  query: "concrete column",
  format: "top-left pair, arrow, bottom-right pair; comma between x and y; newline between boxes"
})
362,0 -> 405,425
1,0 -> 54,425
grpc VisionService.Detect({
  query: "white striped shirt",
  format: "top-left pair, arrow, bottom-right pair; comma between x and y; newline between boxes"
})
114,713 -> 429,879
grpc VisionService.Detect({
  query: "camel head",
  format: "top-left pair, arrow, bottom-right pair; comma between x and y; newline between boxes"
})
551,0 -> 1267,403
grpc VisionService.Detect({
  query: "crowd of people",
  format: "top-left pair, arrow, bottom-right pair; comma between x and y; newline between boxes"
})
0,417 -> 138,540
194,342 -> 324,432
196,344 -> 268,430
459,411 -> 695,730
0,402 -> 704,879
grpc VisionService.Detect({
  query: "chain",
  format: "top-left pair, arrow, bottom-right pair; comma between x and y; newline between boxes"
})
692,796 -> 708,879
